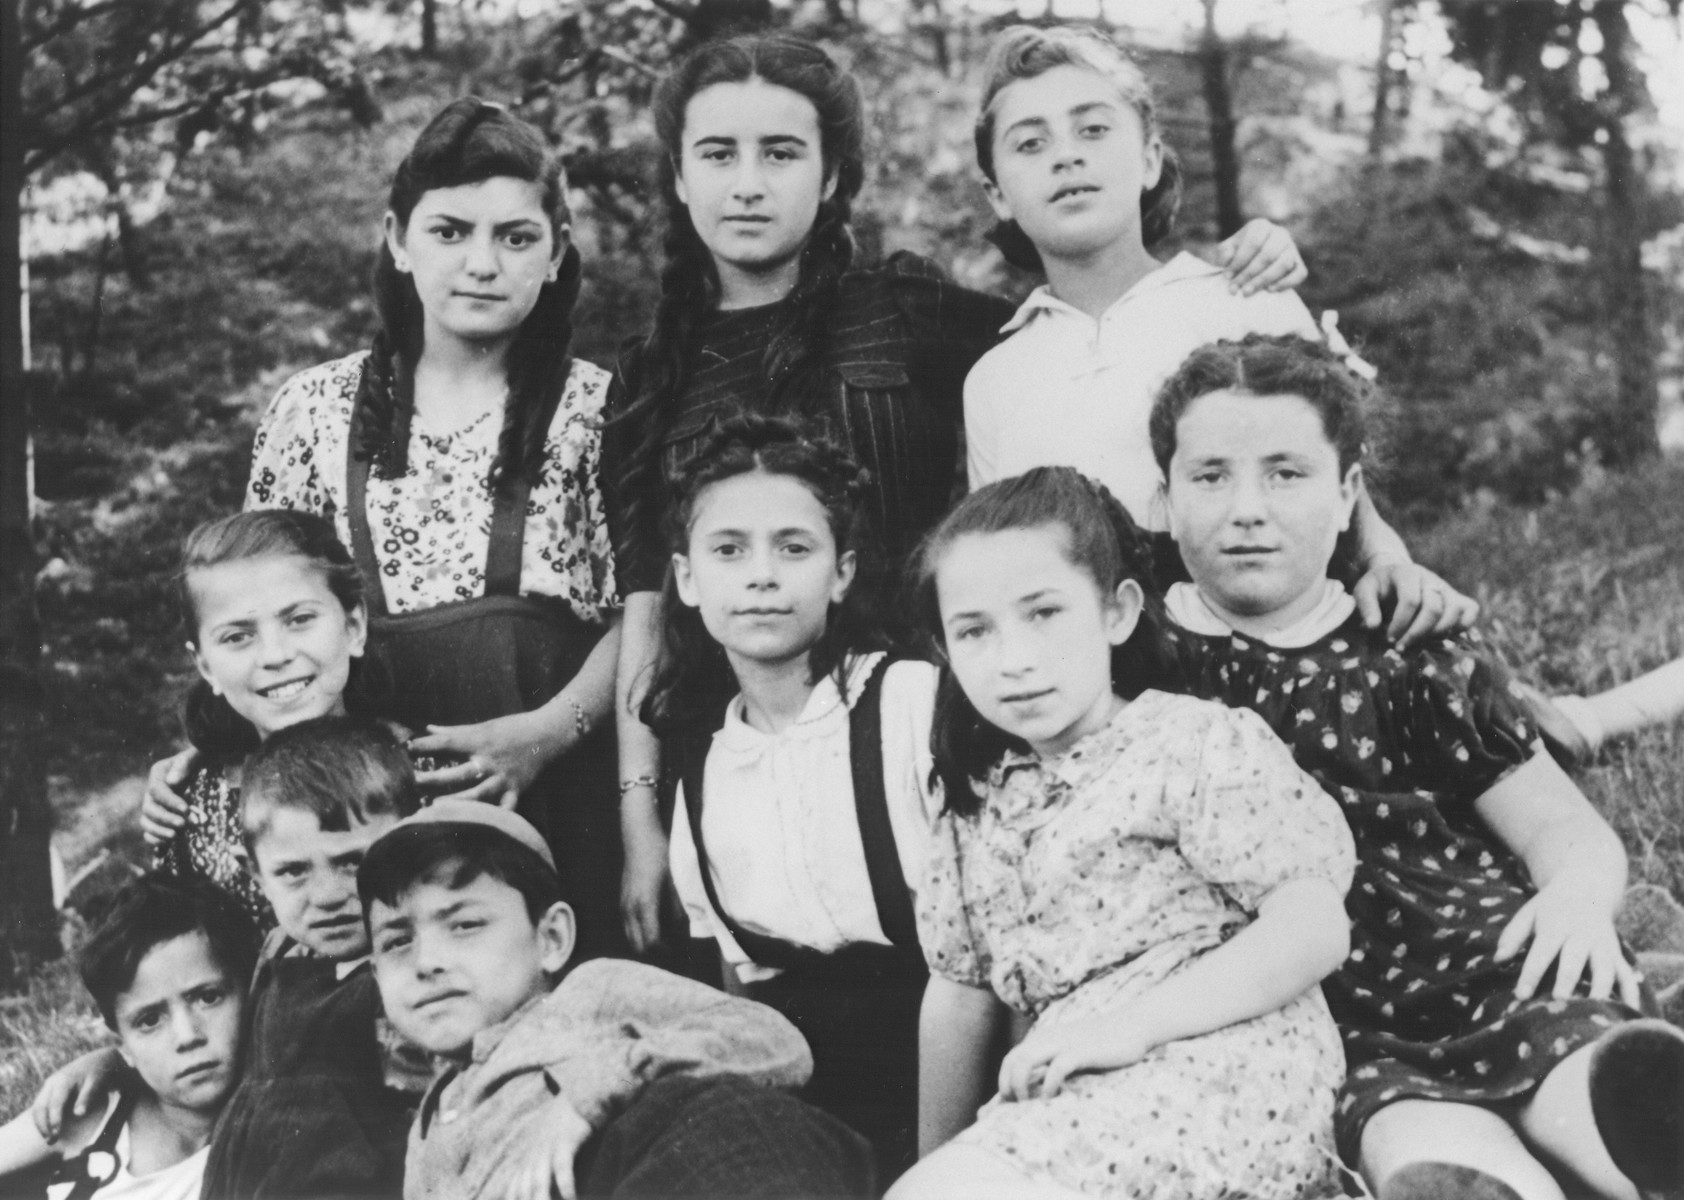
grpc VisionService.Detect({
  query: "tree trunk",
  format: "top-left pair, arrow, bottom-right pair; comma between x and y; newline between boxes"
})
1591,1 -> 1658,464
0,0 -> 61,992
1369,0 -> 1395,158
420,0 -> 437,57
1199,0 -> 1244,238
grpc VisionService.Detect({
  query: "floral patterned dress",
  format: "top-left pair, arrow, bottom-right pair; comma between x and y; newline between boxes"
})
1167,615 -> 1644,1162
245,350 -> 618,619
155,762 -> 272,926
920,691 -> 1356,1199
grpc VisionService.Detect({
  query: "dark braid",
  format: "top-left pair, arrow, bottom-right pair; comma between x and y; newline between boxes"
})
613,35 -> 866,569
355,97 -> 577,494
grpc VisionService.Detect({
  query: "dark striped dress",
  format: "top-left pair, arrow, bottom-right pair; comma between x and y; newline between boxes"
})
603,252 -> 1013,593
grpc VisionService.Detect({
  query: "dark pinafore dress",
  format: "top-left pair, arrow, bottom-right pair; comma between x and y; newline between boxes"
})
345,398 -> 626,961
677,657 -> 928,1185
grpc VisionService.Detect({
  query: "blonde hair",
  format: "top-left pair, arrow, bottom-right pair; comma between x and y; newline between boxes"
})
974,25 -> 1183,267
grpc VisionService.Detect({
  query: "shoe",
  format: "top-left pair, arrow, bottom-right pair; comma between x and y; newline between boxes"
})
1588,1018 -> 1684,1195
1379,1161 -> 1524,1200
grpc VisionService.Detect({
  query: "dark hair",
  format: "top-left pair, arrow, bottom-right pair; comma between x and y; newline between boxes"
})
641,412 -> 887,735
911,467 -> 1179,813
355,97 -> 582,495
178,509 -> 383,758
79,874 -> 260,1030
1150,333 -> 1379,477
241,715 -> 417,859
359,823 -> 564,926
974,25 -> 1182,272
613,35 -> 866,566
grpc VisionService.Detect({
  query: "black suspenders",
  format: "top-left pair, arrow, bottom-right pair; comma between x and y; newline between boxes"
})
678,656 -> 924,973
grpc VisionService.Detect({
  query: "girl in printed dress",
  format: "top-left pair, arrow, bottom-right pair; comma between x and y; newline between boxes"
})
1151,333 -> 1684,1200
143,99 -> 627,959
894,466 -> 1357,1200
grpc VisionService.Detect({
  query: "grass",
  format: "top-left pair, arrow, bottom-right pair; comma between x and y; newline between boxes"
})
5,456 -> 1681,1126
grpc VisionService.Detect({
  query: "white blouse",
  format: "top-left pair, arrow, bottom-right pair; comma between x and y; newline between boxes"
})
48,1109 -> 209,1200
965,252 -> 1319,525
669,652 -> 943,983
245,351 -> 619,621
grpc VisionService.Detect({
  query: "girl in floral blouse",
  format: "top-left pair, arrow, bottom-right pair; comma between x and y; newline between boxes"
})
1152,333 -> 1684,1200
145,99 -> 627,959
894,466 -> 1356,1200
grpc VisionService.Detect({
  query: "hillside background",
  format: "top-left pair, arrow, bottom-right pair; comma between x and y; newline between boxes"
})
2,0 -> 1681,1117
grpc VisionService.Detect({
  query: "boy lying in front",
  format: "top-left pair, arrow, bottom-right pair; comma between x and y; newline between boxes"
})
358,800 -> 875,1200
0,875 -> 257,1200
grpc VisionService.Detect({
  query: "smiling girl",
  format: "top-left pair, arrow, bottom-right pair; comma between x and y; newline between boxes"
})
148,99 -> 627,959
150,510 -> 373,921
606,32 -> 1306,951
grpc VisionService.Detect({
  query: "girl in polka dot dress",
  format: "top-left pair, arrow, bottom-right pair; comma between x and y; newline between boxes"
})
1150,333 -> 1684,1200
891,467 -> 1357,1200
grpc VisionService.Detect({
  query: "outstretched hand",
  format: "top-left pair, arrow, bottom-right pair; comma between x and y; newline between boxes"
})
1353,559 -> 1480,649
1496,882 -> 1642,1010
1216,219 -> 1307,295
997,1013 -> 1155,1102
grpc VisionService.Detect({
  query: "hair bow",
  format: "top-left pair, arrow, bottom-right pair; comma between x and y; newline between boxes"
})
1319,310 -> 1379,381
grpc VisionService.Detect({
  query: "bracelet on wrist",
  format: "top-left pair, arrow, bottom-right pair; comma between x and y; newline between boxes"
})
619,774 -> 659,795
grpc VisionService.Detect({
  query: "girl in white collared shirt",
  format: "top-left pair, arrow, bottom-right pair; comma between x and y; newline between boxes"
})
644,413 -> 940,1184
963,26 -> 1477,651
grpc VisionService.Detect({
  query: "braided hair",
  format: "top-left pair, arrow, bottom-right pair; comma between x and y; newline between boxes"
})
641,412 -> 888,735
357,97 -> 583,495
614,36 -> 866,570
910,466 -> 1180,814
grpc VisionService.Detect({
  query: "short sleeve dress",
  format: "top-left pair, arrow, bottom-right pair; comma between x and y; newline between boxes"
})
1167,614 -> 1645,1162
920,691 -> 1356,1199
154,762 -> 270,925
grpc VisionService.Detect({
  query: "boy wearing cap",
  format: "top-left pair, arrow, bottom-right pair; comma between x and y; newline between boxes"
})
358,800 -> 876,1200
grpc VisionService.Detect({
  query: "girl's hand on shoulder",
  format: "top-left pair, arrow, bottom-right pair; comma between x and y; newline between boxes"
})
410,711 -> 562,808
1496,881 -> 1642,1010
31,1048 -> 125,1144
140,747 -> 201,844
1353,559 -> 1479,649
1217,219 -> 1307,295
998,1013 -> 1155,1101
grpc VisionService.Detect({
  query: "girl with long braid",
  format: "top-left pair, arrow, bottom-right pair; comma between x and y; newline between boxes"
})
605,33 -> 1308,949
142,99 -> 629,961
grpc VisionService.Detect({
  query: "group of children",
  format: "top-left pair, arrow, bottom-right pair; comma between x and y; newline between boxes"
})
4,18 -> 1682,1200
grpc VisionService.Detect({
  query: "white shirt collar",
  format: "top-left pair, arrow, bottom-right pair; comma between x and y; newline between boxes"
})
1165,579 -> 1356,648
997,252 -> 1220,334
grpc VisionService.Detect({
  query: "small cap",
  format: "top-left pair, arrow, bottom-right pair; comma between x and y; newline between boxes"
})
378,799 -> 555,872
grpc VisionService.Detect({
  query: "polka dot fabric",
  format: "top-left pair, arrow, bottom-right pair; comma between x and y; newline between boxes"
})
918,692 -> 1354,1197
1168,616 -> 1644,1162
